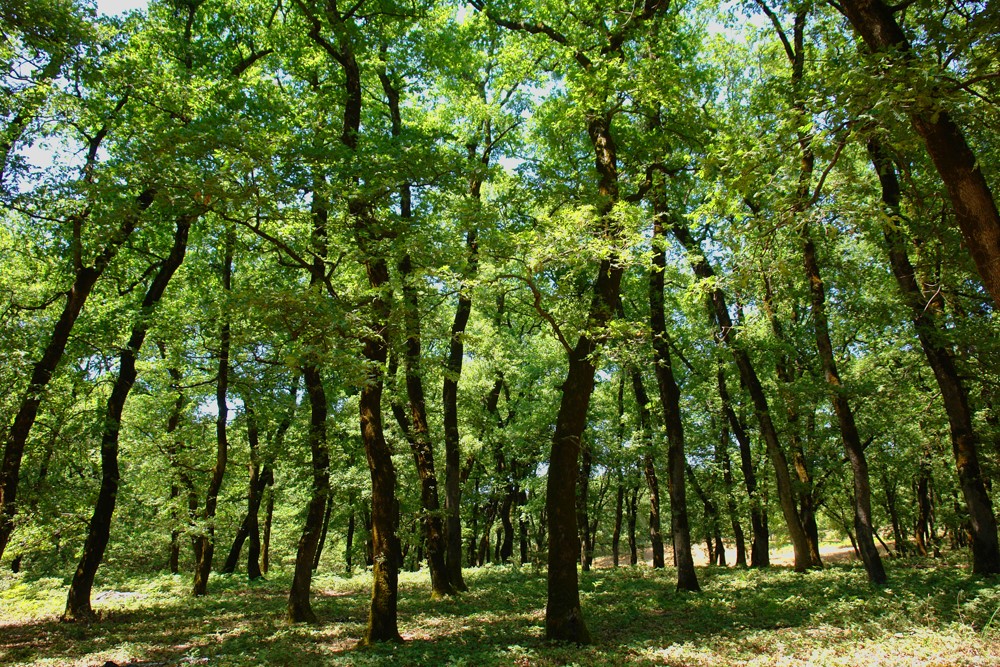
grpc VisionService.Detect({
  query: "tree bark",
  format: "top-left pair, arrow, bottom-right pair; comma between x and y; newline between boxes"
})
671,223 -> 811,569
649,208 -> 699,591
63,211 -> 192,620
193,226 -> 234,597
717,368 -> 768,566
869,139 -> 1000,574
801,232 -> 886,584
0,187 -> 154,561
838,0 -> 1000,306
628,367 -> 665,569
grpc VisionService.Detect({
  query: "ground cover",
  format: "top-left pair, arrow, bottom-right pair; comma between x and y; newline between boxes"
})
2,560 -> 999,666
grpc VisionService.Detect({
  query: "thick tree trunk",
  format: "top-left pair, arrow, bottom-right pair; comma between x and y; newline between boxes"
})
839,0 -> 1000,306
0,188 -> 154,561
193,227 -> 234,597
63,211 -> 191,620
628,368 -> 665,569
649,209 -> 699,590
287,365 -> 331,622
671,223 -> 810,570
869,140 -> 1000,574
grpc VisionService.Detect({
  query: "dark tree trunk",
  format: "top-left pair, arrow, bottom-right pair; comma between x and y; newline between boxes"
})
671,223 -> 810,570
612,484 -> 624,568
839,0 -> 1000,306
801,233 -> 886,584
869,139 -> 1000,574
717,368 -> 768,566
628,368 -> 666,569
442,232 -> 477,591
222,403 -> 264,576
262,484 -> 274,574
287,364 -> 330,622
0,187 -> 154,561
312,492 -> 334,571
648,207 -> 699,591
576,440 -> 593,571
63,211 -> 191,620
345,508 -> 356,575
193,227 -> 234,597
761,278 -> 824,570
717,417 -> 747,567
627,486 -> 639,566
381,69 -> 454,600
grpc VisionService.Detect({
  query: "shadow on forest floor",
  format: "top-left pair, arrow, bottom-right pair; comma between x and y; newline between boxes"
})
3,559 -> 1000,666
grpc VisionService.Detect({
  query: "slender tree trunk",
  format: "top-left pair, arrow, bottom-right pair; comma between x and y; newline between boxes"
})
193,227 -> 234,597
628,368 -> 665,569
869,139 -> 1000,574
801,232 -> 886,583
627,486 -> 639,566
312,492 -> 334,571
577,441 -> 594,571
717,417 -> 747,566
345,507 -> 356,575
612,484 -> 624,567
761,278 -> 824,569
839,0 -> 1000,306
222,403 -> 263,575
262,484 -> 274,574
63,211 -> 191,620
717,368 -> 769,566
442,231 -> 477,591
648,207 -> 699,590
0,188 -> 154,561
671,223 -> 810,570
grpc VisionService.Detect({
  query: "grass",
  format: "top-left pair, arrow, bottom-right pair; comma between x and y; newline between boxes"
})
2,560 -> 999,666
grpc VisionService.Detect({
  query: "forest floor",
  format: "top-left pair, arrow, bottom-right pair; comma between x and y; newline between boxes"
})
2,555 -> 999,667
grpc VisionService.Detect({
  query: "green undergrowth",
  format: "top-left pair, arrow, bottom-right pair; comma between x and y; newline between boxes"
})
2,561 -> 999,666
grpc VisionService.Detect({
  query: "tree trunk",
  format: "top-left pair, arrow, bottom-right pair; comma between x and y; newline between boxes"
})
221,403 -> 264,576
312,492 -> 334,571
193,227 -> 234,597
627,486 -> 639,566
717,417 -> 747,566
838,0 -> 1000,306
0,187 -> 154,561
648,208 -> 699,590
287,364 -> 331,622
801,232 -> 886,583
868,139 -> 1000,574
442,232 -> 477,591
628,368 -> 666,569
671,222 -> 810,571
262,484 -> 274,574
63,211 -> 191,620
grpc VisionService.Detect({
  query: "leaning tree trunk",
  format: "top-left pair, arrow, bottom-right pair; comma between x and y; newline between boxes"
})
64,211 -> 192,620
838,0 -> 1000,306
717,367 -> 769,566
868,139 -> 1000,574
193,227 -> 234,597
672,223 -> 811,570
649,206 -> 699,591
0,186 -> 154,561
801,231 -> 886,584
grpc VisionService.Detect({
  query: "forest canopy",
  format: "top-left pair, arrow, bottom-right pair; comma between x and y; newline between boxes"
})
1,0 -> 999,653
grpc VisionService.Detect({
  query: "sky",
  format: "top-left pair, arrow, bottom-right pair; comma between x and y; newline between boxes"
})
95,0 -> 148,16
